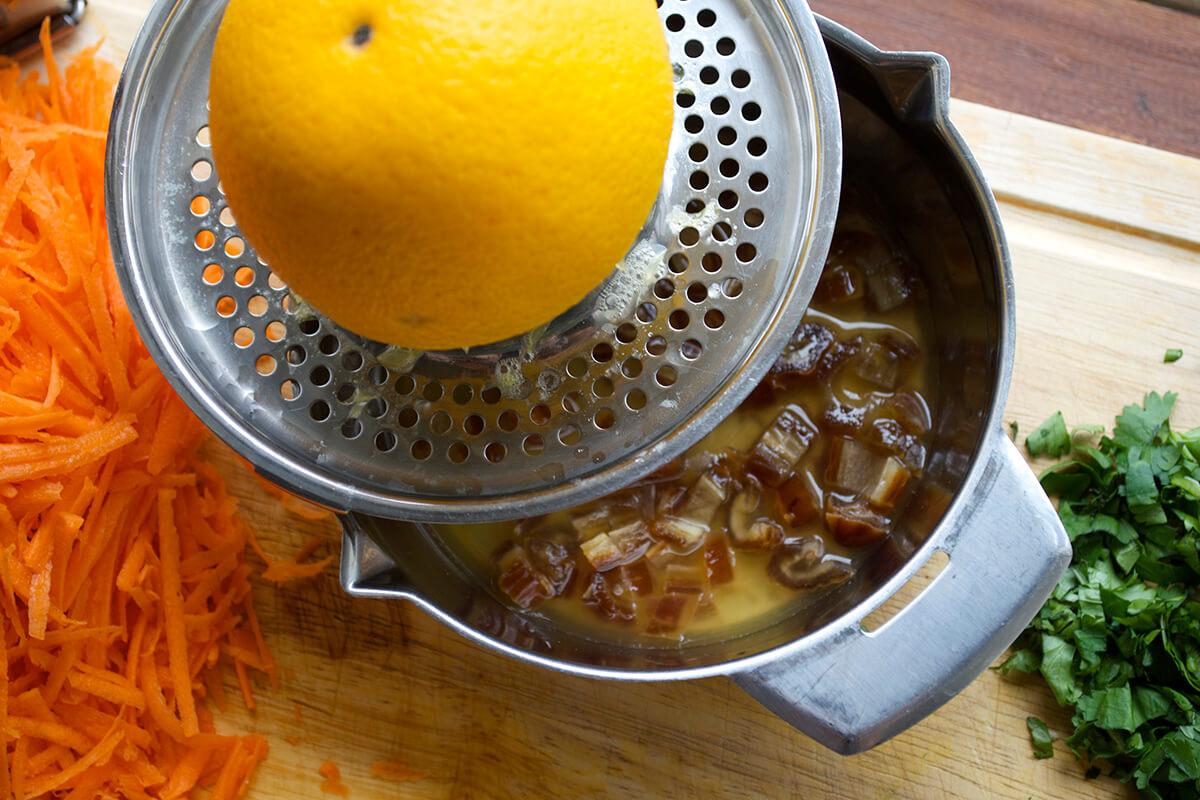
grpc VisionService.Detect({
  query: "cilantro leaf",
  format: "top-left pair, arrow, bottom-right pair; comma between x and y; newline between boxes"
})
1028,411 -> 1072,458
1028,716 -> 1054,759
1166,349 -> 1184,363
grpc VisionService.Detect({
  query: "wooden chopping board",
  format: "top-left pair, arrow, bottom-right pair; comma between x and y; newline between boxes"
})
80,2 -> 1200,797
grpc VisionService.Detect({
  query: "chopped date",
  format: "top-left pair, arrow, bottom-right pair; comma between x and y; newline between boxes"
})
581,570 -> 638,623
703,537 -> 735,585
826,436 -> 886,495
813,263 -> 864,305
496,546 -> 556,609
776,474 -> 820,527
825,501 -> 889,547
524,532 -> 578,595
768,322 -> 836,382
864,418 -> 927,472
864,257 -> 916,312
867,457 -> 911,510
814,337 -> 862,380
645,592 -> 701,635
749,406 -> 816,487
822,401 -> 866,435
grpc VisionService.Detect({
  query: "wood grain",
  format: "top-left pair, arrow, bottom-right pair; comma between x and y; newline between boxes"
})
812,0 -> 1200,160
80,1 -> 1200,796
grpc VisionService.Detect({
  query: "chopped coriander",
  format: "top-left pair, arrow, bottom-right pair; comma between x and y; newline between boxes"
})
1166,349 -> 1184,363
1027,716 -> 1054,759
1026,410 -> 1071,458
1004,392 -> 1200,797
1010,420 -> 1019,442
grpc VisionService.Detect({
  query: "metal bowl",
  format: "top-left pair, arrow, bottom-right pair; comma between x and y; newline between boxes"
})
340,18 -> 1070,754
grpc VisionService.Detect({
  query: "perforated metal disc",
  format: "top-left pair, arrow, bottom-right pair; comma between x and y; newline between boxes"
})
107,0 -> 841,522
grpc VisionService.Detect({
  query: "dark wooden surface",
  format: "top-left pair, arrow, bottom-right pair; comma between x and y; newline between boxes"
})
812,0 -> 1200,160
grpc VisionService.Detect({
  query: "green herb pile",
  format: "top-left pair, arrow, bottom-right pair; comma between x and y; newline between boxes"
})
1003,392 -> 1200,799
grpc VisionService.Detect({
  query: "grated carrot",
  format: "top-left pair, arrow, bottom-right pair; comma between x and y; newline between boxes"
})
318,760 -> 350,797
369,758 -> 428,782
0,23 -> 274,796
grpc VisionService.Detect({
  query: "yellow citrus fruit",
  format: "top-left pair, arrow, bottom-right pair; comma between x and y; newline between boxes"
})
208,0 -> 674,350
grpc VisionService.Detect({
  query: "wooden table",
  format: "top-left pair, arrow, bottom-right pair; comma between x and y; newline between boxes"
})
84,0 -> 1200,797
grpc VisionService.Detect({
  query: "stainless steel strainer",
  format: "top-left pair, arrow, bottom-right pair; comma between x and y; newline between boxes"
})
106,0 -> 841,523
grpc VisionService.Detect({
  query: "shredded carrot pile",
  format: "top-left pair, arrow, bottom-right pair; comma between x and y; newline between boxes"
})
0,26 -> 274,797
249,532 -> 334,586
317,761 -> 348,797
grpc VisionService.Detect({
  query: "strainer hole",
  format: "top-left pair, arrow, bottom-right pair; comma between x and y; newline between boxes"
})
665,13 -> 684,31
718,190 -> 738,210
595,409 -> 616,430
375,431 -> 398,452
309,400 -> 330,422
669,310 -> 690,331
712,222 -> 732,242
523,435 -> 544,456
697,8 -> 716,26
423,381 -> 444,402
647,335 -> 668,356
689,171 -> 709,190
593,377 -> 614,398
702,252 -> 723,273
319,335 -> 340,355
723,277 -> 744,298
280,380 -> 300,401
266,321 -> 286,342
481,386 -> 502,405
234,266 -> 255,287
699,66 -> 719,85
411,440 -> 432,460
748,137 -> 768,157
681,339 -> 704,360
216,296 -> 236,317
622,358 -> 643,379
464,414 -> 485,435
718,126 -> 737,146
398,407 -> 419,428
684,114 -> 704,134
268,272 -> 286,290
688,143 -> 708,162
194,230 -> 215,251
531,405 -> 551,426
224,237 -> 245,258
309,365 -> 331,386
484,442 -> 507,463
219,206 -> 236,227
255,355 -> 276,376
191,160 -> 212,181
195,126 -> 211,147
749,172 -> 769,192
636,302 -> 658,323
592,342 -> 614,363
676,91 -> 695,109
685,198 -> 706,214
566,358 -> 588,379
731,69 -> 751,88
498,410 -> 520,432
626,390 -> 647,411
190,196 -> 210,216
448,442 -> 470,463
298,318 -> 320,335
286,345 -> 306,365
342,351 -> 363,371
653,279 -> 675,300
367,364 -> 388,385
657,366 -> 679,387
563,392 -> 584,413
745,208 -> 765,228
341,419 -> 362,439
710,96 -> 730,115
281,296 -> 292,313
737,243 -> 758,263
716,37 -> 735,55
452,383 -> 473,404
719,159 -> 740,178
431,412 -> 453,434
335,383 -> 355,403
366,397 -> 388,418
686,282 -> 708,303
395,374 -> 416,395
202,264 -> 223,285
668,254 -> 689,274
616,323 -> 638,343
704,309 -> 726,329
679,227 -> 699,246
558,425 -> 581,446
742,102 -> 762,121
684,39 -> 703,58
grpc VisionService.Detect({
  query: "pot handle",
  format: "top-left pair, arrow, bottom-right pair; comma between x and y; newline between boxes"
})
731,428 -> 1070,754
